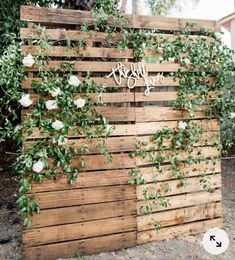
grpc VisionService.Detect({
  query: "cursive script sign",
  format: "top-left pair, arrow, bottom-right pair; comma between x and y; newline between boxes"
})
106,61 -> 165,96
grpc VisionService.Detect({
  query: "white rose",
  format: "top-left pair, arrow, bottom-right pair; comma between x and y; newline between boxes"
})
18,94 -> 33,107
49,87 -> 61,97
45,100 -> 58,110
52,120 -> 64,130
178,121 -> 188,130
32,161 -> 44,173
74,98 -> 86,108
230,112 -> 235,119
22,54 -> 35,67
68,75 -> 81,87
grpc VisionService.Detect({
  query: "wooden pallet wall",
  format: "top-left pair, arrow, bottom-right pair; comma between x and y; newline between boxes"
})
20,5 -> 223,260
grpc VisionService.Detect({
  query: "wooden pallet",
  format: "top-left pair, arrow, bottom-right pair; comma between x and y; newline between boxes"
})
20,5 -> 223,260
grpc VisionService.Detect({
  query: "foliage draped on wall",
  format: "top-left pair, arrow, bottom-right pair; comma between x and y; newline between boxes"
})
0,0 -> 234,229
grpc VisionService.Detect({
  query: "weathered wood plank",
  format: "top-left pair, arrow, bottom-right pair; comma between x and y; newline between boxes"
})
25,61 -> 181,72
23,119 -> 220,139
20,28 -> 211,42
138,202 -> 222,231
21,106 -> 212,123
137,174 -> 221,200
135,106 -> 209,122
28,92 -> 218,106
24,131 -> 220,153
138,218 -> 223,244
29,93 -> 136,105
138,160 -> 220,184
30,200 -> 137,228
22,107 -> 136,122
61,146 -> 219,171
135,146 -> 220,167
22,76 -> 179,89
35,185 -> 136,209
137,189 -> 222,214
24,231 -> 137,260
20,6 -> 220,32
31,160 -> 220,193
23,215 -> 137,246
21,45 -> 162,58
34,173 -> 220,210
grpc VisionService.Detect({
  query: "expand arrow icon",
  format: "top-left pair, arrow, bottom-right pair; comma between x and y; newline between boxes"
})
216,242 -> 222,247
210,236 -> 216,241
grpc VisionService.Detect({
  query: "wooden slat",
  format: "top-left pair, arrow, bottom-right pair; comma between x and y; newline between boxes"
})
29,93 -> 135,105
135,106 -> 209,122
135,91 -> 217,102
137,189 -> 222,214
137,174 -> 221,200
32,169 -> 131,192
22,76 -> 179,89
138,202 -> 222,231
20,28 -> 115,41
29,91 -> 217,106
138,218 -> 223,244
25,61 -> 181,72
54,146 -> 220,171
20,6 -> 220,32
21,45 -> 162,59
21,106 -> 212,123
31,160 -> 220,193
34,174 -> 220,210
23,119 -> 220,139
71,153 -> 136,171
30,200 -> 136,228
24,131 -> 220,153
35,185 -> 136,209
20,28 -> 211,42
24,231 -> 137,260
21,107 -> 136,122
23,215 -> 137,246
136,146 -> 220,167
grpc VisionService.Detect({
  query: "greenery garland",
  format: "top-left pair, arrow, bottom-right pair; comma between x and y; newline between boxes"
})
0,1 -> 234,230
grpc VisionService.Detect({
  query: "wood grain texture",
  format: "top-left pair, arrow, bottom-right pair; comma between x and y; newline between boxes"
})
20,6 -> 220,32
23,215 -> 137,246
138,202 -> 222,231
21,106 -> 211,123
24,131 -> 220,153
30,200 -> 137,228
30,160 -> 220,193
137,189 -> 222,214
138,218 -> 223,244
137,174 -> 221,200
25,61 -> 181,72
20,28 -> 212,42
23,119 -> 220,139
35,185 -> 136,209
21,45 -> 162,59
22,76 -> 180,89
23,231 -> 137,260
27,91 -> 217,106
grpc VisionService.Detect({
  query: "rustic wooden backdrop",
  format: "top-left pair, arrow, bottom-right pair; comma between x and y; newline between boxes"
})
20,5 -> 222,260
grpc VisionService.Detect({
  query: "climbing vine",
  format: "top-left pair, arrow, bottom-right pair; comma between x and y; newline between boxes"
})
0,1 -> 234,229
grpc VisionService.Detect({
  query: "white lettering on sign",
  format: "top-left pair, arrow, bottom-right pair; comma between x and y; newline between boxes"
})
106,61 -> 165,96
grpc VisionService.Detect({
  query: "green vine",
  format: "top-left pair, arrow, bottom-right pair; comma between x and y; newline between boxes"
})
0,1 -> 234,231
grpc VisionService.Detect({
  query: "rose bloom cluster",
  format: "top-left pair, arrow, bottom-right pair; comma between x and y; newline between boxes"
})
21,54 -> 87,174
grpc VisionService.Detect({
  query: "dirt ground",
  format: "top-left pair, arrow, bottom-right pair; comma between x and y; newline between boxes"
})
0,157 -> 234,260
